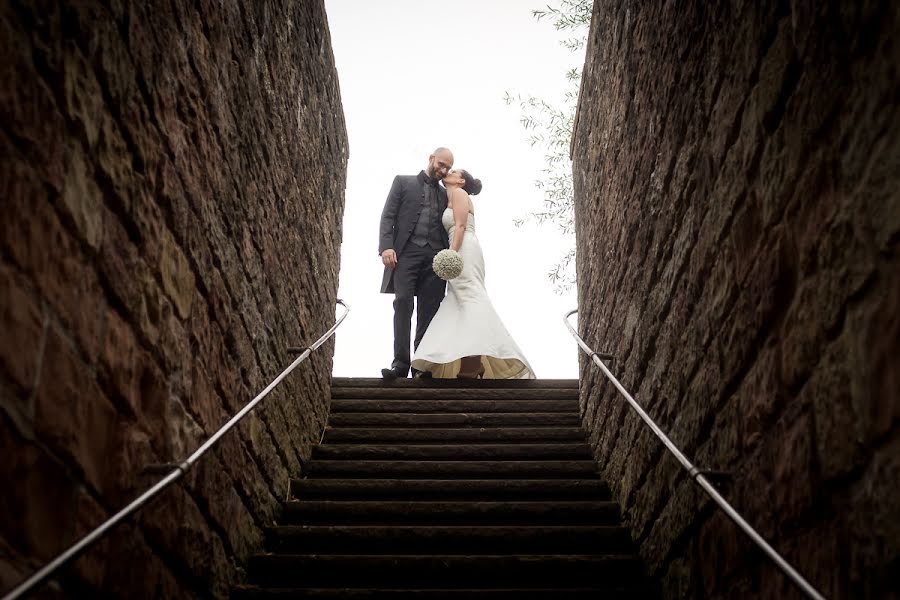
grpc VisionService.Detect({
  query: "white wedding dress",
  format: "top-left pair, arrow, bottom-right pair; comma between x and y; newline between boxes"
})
411,207 -> 536,379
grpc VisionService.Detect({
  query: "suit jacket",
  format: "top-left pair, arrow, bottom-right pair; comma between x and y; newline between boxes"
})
379,171 -> 450,293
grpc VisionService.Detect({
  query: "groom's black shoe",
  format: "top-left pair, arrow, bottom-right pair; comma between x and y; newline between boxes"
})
381,367 -> 407,381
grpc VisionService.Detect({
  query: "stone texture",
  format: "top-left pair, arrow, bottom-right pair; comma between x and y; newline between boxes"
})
0,0 -> 346,597
0,265 -> 43,397
33,325 -> 119,495
573,1 -> 900,598
0,416 -> 79,563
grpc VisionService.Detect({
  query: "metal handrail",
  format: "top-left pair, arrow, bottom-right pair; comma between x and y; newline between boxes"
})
3,300 -> 350,600
564,309 -> 827,600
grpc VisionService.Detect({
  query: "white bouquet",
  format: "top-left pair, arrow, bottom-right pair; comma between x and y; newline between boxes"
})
432,249 -> 464,280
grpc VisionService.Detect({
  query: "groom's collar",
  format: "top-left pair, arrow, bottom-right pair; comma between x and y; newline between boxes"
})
418,170 -> 438,186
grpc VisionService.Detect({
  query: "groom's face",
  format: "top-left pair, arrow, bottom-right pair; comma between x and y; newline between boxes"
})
428,152 -> 453,179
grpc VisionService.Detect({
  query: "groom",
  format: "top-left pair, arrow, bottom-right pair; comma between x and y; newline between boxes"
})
379,147 -> 454,380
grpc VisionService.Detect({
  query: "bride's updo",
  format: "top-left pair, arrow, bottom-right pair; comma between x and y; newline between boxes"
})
458,169 -> 483,195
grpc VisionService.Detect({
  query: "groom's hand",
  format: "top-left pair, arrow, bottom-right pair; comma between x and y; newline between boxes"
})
381,249 -> 397,269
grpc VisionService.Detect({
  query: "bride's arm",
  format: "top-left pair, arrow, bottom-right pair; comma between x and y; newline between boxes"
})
450,189 -> 470,252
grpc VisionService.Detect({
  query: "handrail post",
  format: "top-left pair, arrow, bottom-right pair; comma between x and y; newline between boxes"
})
564,308 -> 827,600
2,300 -> 349,600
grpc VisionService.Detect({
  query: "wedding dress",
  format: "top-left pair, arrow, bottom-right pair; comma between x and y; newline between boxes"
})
411,207 -> 536,379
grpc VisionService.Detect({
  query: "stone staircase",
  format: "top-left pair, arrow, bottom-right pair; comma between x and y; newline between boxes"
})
232,378 -> 657,599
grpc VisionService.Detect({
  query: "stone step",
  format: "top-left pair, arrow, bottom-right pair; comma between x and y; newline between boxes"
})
232,585 -> 656,599
290,478 -> 611,500
265,524 -> 633,554
331,377 -> 579,390
327,413 -> 581,427
330,388 -> 578,400
312,443 -> 593,460
304,460 -> 598,479
330,399 -> 579,413
246,554 -> 643,588
281,500 -> 621,525
228,376 -> 658,600
322,427 -> 585,444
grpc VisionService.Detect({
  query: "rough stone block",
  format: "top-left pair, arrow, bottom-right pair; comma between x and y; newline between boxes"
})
739,346 -> 786,450
0,266 -> 43,394
0,416 -> 77,561
696,395 -> 742,469
0,534 -> 34,600
159,232 -> 195,321
105,423 -> 157,506
163,394 -> 205,463
846,436 -> 900,597
33,327 -> 118,495
187,359 -> 227,434
771,406 -> 816,523
2,187 -> 105,363
156,298 -> 190,375
0,13 -> 66,190
642,474 -> 708,570
779,280 -> 827,392
138,485 -> 232,599
69,489 -> 110,590
101,524 -> 201,600
192,456 -> 263,562
764,520 -> 845,600
698,511 -> 746,596
852,266 -> 900,442
98,209 -> 147,320
99,307 -> 141,417
808,340 -> 865,481
60,147 -> 104,251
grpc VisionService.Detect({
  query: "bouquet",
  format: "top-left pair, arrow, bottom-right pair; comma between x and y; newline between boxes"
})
432,249 -> 464,280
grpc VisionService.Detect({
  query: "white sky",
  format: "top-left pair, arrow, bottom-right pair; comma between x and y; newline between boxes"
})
324,0 -> 585,378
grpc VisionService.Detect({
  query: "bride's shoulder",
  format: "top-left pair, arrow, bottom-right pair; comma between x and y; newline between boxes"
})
447,187 -> 469,204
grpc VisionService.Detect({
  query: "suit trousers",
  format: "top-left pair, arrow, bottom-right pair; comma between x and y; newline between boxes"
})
391,243 -> 446,374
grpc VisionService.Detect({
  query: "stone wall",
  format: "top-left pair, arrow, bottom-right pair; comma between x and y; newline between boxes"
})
1,1 -> 347,598
573,1 -> 898,598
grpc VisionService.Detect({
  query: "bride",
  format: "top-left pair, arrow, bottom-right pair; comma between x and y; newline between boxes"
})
411,169 -> 536,379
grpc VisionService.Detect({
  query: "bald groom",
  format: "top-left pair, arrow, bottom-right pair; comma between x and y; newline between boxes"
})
378,148 -> 454,380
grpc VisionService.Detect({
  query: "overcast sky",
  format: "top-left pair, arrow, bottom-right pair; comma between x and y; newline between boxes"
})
324,0 -> 586,378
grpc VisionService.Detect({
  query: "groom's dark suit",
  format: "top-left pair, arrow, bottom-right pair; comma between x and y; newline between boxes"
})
379,170 -> 449,376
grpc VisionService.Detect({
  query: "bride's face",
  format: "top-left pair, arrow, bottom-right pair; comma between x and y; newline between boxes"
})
443,170 -> 465,187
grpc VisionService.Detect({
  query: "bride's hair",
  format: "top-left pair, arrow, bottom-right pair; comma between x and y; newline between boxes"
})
458,169 -> 483,195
